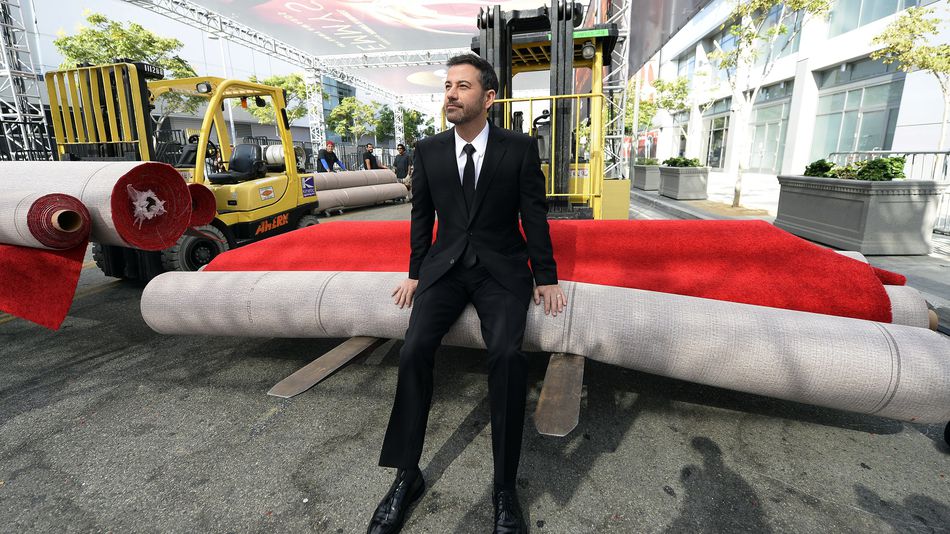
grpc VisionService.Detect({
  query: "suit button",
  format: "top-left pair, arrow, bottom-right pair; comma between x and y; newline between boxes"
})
468,232 -> 473,236
449,258 -> 455,264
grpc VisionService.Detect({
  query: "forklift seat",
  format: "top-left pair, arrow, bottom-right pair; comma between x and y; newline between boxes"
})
208,144 -> 266,185
174,143 -> 198,167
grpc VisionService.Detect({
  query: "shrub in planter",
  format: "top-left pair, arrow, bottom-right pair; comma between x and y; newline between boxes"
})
632,157 -> 661,190
662,157 -> 702,167
659,157 -> 707,200
803,156 -> 906,181
803,159 -> 835,177
853,157 -> 906,181
775,156 -> 943,254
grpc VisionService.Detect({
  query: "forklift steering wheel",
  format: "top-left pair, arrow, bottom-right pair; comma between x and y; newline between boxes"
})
205,140 -> 219,160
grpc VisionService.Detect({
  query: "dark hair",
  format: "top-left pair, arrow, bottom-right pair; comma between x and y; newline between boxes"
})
446,54 -> 498,93
397,144 -> 405,150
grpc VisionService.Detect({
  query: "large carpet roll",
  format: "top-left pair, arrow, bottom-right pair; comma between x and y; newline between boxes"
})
0,161 -> 191,251
0,191 -> 90,250
141,270 -> 950,423
313,169 -> 397,191
316,183 -> 407,211
884,286 -> 930,328
187,183 -> 217,227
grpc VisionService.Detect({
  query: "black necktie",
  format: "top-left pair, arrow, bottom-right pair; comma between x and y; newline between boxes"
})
461,143 -> 478,268
462,143 -> 476,213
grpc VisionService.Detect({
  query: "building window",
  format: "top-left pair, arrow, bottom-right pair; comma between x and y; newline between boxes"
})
702,98 -> 731,169
677,51 -> 696,81
829,0 -> 918,37
706,28 -> 737,83
818,57 -> 899,89
811,79 -> 905,160
746,81 -> 793,173
759,7 -> 803,62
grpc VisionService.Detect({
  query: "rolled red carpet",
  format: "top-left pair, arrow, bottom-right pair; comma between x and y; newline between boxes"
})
207,219 -> 904,323
0,161 -> 192,251
0,191 -> 91,249
187,183 -> 217,227
0,161 -> 194,330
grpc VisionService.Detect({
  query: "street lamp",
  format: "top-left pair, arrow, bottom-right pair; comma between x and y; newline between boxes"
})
208,33 -> 237,146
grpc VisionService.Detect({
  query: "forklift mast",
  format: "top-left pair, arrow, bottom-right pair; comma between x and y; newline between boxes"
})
45,61 -> 163,162
477,1 -> 582,214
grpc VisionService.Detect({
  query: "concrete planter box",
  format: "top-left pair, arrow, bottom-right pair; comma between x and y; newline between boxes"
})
774,175 -> 948,255
632,165 -> 660,191
659,166 -> 708,200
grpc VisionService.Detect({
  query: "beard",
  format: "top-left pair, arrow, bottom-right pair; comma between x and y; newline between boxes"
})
445,100 -> 484,125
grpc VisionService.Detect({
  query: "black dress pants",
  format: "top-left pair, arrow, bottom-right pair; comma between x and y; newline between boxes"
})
378,262 -> 530,489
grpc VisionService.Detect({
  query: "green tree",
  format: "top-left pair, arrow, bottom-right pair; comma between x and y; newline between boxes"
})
53,12 -> 200,133
707,0 -> 831,206
872,4 -> 950,150
404,109 -> 433,145
376,104 -> 395,142
326,96 -> 375,143
240,73 -> 316,125
371,105 -> 431,144
368,100 -> 383,144
625,79 -> 656,134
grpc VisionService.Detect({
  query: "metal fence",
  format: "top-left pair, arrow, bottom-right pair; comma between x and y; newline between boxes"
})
828,150 -> 950,234
0,120 -> 53,161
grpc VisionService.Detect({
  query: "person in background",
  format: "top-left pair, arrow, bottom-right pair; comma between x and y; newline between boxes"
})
317,141 -> 346,172
392,143 -> 411,182
363,143 -> 387,170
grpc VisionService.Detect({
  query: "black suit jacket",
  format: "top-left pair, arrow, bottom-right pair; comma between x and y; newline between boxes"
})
408,124 -> 558,302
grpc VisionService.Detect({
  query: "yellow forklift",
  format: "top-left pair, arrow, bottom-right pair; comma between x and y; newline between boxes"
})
45,62 -> 321,279
472,2 -> 630,220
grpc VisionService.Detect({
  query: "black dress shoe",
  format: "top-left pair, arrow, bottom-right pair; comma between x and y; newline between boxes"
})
367,468 -> 425,534
493,488 -> 527,534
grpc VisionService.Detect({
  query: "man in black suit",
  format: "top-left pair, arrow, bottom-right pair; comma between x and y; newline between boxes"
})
367,54 -> 566,534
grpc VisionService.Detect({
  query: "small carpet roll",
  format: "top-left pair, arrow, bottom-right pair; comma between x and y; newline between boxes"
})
0,191 -> 90,250
0,161 -> 192,251
187,183 -> 217,227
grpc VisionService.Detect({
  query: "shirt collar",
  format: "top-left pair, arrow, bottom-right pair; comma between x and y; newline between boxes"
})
454,121 -> 490,158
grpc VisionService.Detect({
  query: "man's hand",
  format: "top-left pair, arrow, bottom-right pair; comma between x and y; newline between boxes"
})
533,284 -> 567,316
392,278 -> 419,309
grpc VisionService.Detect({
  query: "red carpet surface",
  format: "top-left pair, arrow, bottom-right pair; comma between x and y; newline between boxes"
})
0,242 -> 86,330
207,220 -> 904,323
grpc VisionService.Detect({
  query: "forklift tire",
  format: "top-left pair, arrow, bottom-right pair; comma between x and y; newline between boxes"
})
161,225 -> 229,272
297,215 -> 320,228
91,242 -> 108,274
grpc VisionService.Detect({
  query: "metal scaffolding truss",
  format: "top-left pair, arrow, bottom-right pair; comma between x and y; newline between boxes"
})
0,0 -> 50,160
121,0 -> 422,146
601,0 -> 631,178
321,48 -> 470,70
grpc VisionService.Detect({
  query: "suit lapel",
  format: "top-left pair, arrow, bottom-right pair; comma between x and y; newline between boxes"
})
469,125 -> 506,224
438,128 -> 468,217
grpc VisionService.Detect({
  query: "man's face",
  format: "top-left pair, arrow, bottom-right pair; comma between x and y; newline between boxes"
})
397,146 -> 405,154
444,64 -> 495,126
366,144 -> 374,153
326,144 -> 334,152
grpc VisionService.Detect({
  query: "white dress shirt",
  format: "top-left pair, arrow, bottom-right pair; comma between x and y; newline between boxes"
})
454,121 -> 490,186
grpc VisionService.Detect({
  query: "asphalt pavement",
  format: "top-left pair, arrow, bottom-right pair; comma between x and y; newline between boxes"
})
0,198 -> 948,533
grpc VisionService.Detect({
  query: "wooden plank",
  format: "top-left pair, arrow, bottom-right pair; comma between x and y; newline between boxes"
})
534,353 -> 585,437
267,336 -> 385,398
